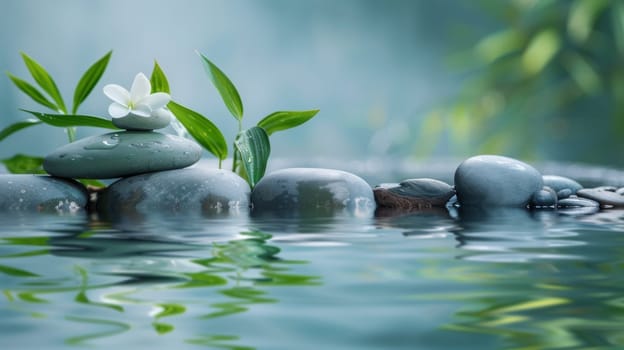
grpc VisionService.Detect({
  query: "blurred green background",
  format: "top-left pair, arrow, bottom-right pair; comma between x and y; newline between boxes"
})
1,0 -> 622,167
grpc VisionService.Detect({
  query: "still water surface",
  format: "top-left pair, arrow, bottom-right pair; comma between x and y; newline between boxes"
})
1,205 -> 624,349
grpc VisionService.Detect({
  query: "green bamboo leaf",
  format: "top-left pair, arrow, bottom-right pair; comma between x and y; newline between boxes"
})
150,60 -> 170,94
72,50 -> 112,114
21,110 -> 118,129
20,52 -> 67,113
234,126 -> 270,188
167,101 -> 228,160
197,52 -> 243,121
257,109 -> 320,136
7,73 -> 58,111
1,154 -> 45,174
0,119 -> 42,142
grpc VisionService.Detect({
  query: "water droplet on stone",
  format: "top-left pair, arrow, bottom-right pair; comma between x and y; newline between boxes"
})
84,134 -> 120,150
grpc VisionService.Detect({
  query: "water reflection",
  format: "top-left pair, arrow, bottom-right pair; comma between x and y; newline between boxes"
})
0,211 -> 319,349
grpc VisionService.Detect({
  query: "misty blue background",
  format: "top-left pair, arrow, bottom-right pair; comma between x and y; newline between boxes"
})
0,0 -> 479,162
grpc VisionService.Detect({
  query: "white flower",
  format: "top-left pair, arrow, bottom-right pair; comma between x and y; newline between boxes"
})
103,73 -> 170,119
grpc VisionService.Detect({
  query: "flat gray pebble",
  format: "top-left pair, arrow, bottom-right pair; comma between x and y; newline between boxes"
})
44,131 -> 201,179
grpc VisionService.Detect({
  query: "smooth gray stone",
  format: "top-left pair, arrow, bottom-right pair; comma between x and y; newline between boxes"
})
251,168 -> 375,216
558,196 -> 599,208
542,175 -> 583,197
98,168 -> 250,215
530,186 -> 557,208
112,111 -> 171,131
617,187 -> 624,195
577,188 -> 624,207
557,188 -> 573,199
0,175 -> 87,212
454,155 -> 543,207
44,131 -> 201,179
374,178 -> 455,208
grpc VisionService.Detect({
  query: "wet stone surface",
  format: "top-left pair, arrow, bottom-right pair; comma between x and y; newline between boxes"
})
530,186 -> 558,208
455,155 -> 543,207
374,178 -> 455,209
558,196 -> 600,208
44,131 -> 201,179
577,188 -> 624,207
542,175 -> 583,197
98,168 -> 251,217
251,168 -> 375,216
0,175 -> 87,212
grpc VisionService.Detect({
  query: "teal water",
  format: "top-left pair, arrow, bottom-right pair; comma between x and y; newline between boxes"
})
1,205 -> 624,349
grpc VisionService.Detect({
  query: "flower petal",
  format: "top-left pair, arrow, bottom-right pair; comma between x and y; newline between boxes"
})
137,92 -> 171,111
103,84 -> 130,106
130,73 -> 151,102
108,102 -> 130,118
132,103 -> 152,117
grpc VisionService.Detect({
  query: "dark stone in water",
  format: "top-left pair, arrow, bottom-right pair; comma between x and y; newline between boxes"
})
577,188 -> 624,207
0,175 -> 87,212
530,186 -> 557,208
251,168 -> 375,216
374,178 -> 455,209
98,168 -> 250,216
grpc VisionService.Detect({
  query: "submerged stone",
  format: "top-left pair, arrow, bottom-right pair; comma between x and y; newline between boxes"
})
454,155 -> 543,207
251,168 -> 375,216
542,175 -> 583,197
98,168 -> 250,216
44,131 -> 201,179
374,178 -> 455,209
0,175 -> 87,212
577,188 -> 624,207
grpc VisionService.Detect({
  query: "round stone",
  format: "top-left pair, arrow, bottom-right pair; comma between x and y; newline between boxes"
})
0,175 -> 87,212
557,188 -> 573,199
44,131 -> 201,179
530,186 -> 557,208
577,188 -> 624,207
374,178 -> 455,209
454,155 -> 543,207
542,175 -> 583,197
98,168 -> 250,216
251,168 -> 375,216
112,110 -> 171,131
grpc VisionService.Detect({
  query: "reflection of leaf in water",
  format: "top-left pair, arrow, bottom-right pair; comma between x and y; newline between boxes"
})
0,248 -> 49,258
64,315 -> 131,345
0,264 -> 39,277
75,290 -> 123,312
152,322 -> 174,335
186,334 -> 254,350
18,292 -> 47,303
2,236 -> 49,246
74,265 -> 124,312
155,303 -> 186,318
260,270 -> 322,286
201,287 -> 276,319
178,272 -> 228,288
